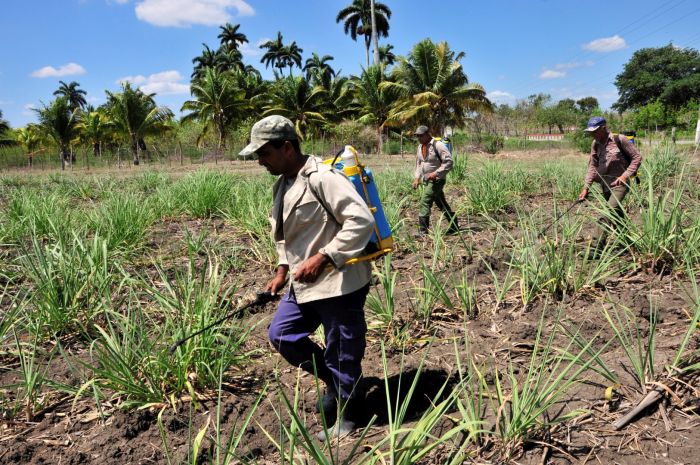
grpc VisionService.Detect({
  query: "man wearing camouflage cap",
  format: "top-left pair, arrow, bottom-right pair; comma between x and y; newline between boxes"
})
412,125 -> 458,236
241,115 -> 375,440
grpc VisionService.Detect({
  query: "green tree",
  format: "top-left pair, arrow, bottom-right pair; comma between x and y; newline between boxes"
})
281,40 -> 304,76
14,125 -> 43,166
53,80 -> 87,110
217,23 -> 248,52
349,65 -> 397,152
0,110 -> 14,147
105,83 -> 173,165
35,97 -> 80,170
77,106 -> 111,157
614,44 -> 700,111
576,96 -> 599,115
336,0 -> 392,67
263,75 -> 327,139
378,43 -> 396,68
260,32 -> 304,77
303,53 -> 336,88
181,67 -> 250,151
381,39 -> 491,134
192,44 -> 220,79
634,100 -> 666,133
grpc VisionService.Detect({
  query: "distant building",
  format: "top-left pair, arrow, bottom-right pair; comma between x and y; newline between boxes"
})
527,133 -> 565,141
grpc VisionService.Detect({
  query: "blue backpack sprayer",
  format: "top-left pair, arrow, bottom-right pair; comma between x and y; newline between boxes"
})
323,145 -> 393,265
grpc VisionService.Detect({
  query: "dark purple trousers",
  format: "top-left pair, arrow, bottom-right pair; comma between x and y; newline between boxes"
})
268,284 -> 369,400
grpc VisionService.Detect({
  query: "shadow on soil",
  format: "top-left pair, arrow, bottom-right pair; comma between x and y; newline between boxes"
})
346,368 -> 453,427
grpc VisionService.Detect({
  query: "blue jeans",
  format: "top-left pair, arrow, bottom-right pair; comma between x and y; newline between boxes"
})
268,285 -> 369,399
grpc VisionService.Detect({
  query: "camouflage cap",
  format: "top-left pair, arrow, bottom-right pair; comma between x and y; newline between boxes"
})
413,125 -> 429,136
239,115 -> 298,156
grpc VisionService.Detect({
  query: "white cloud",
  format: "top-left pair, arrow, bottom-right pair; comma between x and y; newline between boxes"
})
134,0 -> 254,27
239,38 -> 269,57
555,60 -> 594,70
117,70 -> 190,95
22,103 -> 36,116
486,90 -> 516,104
582,35 -> 626,52
540,69 -> 566,79
31,62 -> 86,78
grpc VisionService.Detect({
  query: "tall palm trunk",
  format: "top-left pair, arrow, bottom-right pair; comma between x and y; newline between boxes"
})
131,134 -> 140,165
59,145 -> 68,170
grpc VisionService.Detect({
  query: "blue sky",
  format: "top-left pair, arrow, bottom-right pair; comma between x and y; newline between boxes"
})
2,0 -> 700,127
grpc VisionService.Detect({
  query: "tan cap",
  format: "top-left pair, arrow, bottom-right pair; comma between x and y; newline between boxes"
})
413,125 -> 429,135
239,115 -> 298,156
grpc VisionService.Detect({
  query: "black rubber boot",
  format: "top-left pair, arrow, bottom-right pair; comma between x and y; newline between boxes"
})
315,388 -> 338,415
417,216 -> 430,236
317,397 -> 356,441
445,214 -> 460,235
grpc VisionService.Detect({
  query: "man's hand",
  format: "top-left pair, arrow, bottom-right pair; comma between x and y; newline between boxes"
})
412,178 -> 421,189
425,172 -> 438,181
611,175 -> 628,187
292,252 -> 330,284
266,265 -> 289,295
578,188 -> 589,202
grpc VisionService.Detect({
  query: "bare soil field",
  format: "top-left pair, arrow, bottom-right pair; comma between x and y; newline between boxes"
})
0,147 -> 698,465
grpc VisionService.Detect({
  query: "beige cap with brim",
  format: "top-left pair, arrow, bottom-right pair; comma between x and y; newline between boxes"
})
239,115 -> 298,156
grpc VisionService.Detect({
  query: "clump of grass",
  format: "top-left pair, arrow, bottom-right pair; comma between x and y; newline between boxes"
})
175,170 -> 235,218
603,302 -> 658,391
11,332 -> 52,421
79,255 -> 256,407
223,179 -> 276,267
366,254 -> 398,326
4,189 -> 77,242
464,162 -> 515,215
479,310 -> 599,460
20,232 -> 113,339
89,192 -> 156,252
611,167 -> 700,273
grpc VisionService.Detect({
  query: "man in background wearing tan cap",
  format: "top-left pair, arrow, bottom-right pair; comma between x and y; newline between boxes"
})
412,125 -> 458,235
240,115 -> 375,440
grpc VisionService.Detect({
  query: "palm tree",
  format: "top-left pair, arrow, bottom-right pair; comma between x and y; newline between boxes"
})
105,82 -> 173,165
217,23 -> 248,52
53,80 -> 87,110
215,47 -> 244,73
349,65 -> 397,153
192,44 -> 219,79
77,107 -> 111,157
323,76 -> 353,123
381,39 -> 492,135
0,110 -> 14,147
181,67 -> 251,151
263,75 -> 327,139
336,0 -> 392,67
281,40 -> 304,76
378,44 -> 396,68
15,125 -> 43,167
260,32 -> 287,74
304,53 -> 336,88
260,32 -> 303,77
35,97 -> 80,170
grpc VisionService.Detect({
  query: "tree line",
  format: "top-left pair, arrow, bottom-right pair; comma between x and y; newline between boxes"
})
1,0 -> 698,169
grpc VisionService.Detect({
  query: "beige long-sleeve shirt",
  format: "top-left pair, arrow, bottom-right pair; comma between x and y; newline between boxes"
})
584,133 -> 642,189
414,139 -> 453,181
271,156 -> 375,304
